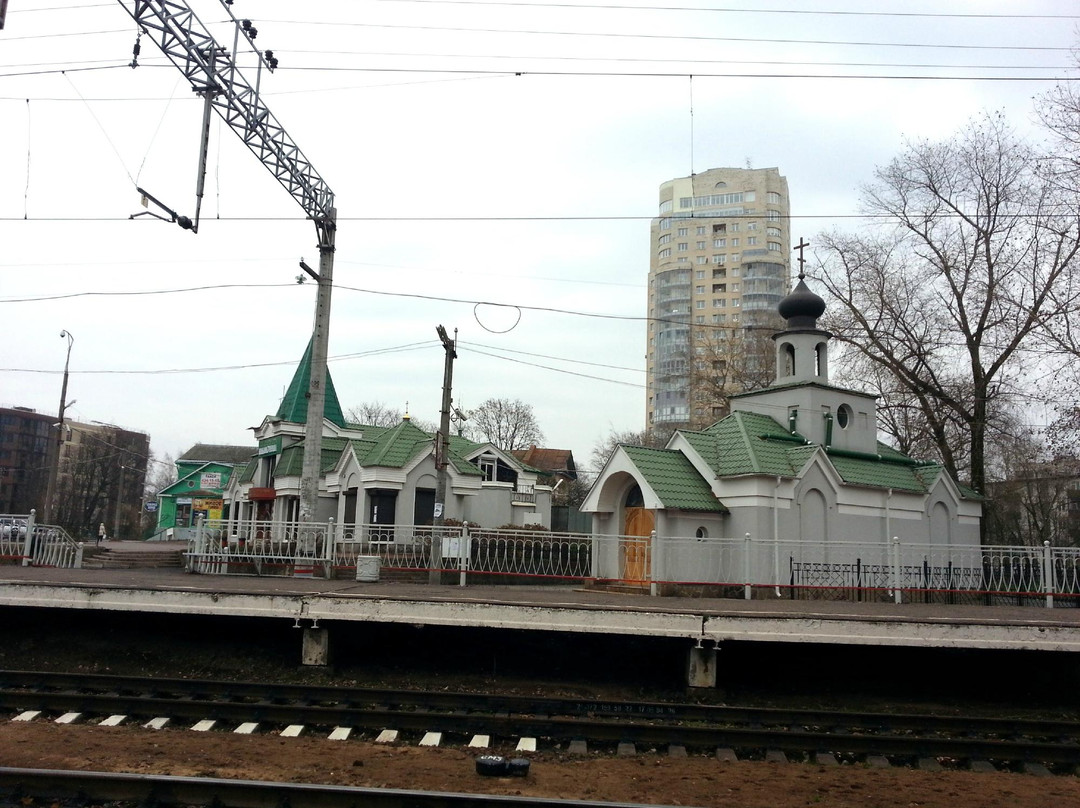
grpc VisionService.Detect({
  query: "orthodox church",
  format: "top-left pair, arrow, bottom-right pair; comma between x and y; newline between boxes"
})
582,268 -> 981,586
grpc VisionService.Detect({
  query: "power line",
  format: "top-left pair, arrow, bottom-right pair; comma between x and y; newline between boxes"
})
0,341 -> 437,376
462,344 -> 645,388
368,1 -> 1080,21
3,62 -> 1072,82
6,51 -> 1069,74
0,209 -> 1046,227
3,17 -> 1071,54
256,18 -> 1075,53
460,339 -> 645,373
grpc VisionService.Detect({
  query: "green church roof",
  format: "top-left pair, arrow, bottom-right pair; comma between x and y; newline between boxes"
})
356,419 -> 433,468
275,338 -> 347,428
621,445 -> 727,512
672,410 -> 945,494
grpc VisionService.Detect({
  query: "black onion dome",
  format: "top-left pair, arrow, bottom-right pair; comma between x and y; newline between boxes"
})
777,279 -> 826,329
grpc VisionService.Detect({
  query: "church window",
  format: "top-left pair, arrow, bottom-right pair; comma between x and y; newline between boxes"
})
837,403 -> 852,429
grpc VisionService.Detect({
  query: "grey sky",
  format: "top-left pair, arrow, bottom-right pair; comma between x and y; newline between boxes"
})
1,0 -> 1076,474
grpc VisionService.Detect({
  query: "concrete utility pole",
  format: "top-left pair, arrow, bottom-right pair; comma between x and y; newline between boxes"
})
116,0 -> 335,523
114,464 -> 127,541
43,330 -> 74,526
431,325 -> 457,584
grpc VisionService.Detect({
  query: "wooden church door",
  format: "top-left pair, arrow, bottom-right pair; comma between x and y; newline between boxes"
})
622,483 -> 653,583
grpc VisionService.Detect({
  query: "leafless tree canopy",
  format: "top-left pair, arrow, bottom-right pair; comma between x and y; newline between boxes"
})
815,112 -> 1080,495
469,397 -> 544,451
687,325 -> 775,429
589,426 -> 673,476
346,401 -> 435,433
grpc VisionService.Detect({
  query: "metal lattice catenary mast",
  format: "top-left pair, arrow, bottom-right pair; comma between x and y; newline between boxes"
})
116,0 -> 335,522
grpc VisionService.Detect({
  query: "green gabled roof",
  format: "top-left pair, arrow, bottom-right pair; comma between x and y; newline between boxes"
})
276,438 -> 347,477
827,453 -> 930,493
910,463 -> 983,500
356,419 -> 433,468
677,411 -> 942,493
239,457 -> 257,484
275,338 -> 347,428
447,435 -> 485,476
685,411 -> 811,478
621,445 -> 727,512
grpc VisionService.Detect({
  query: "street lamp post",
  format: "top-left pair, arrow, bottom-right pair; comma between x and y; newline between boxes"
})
43,330 -> 74,526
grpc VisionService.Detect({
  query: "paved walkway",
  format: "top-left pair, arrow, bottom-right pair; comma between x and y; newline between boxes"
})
2,551 -> 1078,628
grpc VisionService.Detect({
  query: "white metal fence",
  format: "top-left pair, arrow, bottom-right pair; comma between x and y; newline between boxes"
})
184,518 -> 1080,607
0,512 -> 83,568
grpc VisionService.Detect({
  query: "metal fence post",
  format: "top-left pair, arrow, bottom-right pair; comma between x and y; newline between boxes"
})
326,517 -> 336,578
743,532 -> 752,600
459,522 -> 470,588
22,509 -> 36,567
1043,540 -> 1054,609
193,513 -> 205,573
891,537 -> 901,604
649,529 -> 659,597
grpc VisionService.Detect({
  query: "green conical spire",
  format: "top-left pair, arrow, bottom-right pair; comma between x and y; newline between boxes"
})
275,338 -> 346,427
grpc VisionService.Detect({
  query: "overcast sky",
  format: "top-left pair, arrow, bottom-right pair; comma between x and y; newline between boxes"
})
1,0 -> 1076,476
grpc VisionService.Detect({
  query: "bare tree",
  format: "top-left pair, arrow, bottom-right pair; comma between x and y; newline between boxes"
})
589,426 -> 673,476
469,398 -> 544,451
816,112 -> 1080,496
346,401 -> 435,433
984,421 -> 1080,547
347,401 -> 405,428
687,324 -> 775,429
142,451 -> 178,536
1038,66 -> 1080,193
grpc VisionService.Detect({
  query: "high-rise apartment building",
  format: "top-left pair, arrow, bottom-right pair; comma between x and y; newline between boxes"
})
646,167 -> 790,431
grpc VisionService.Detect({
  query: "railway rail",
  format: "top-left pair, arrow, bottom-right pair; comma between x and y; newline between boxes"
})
0,767 -> 677,808
2,671 -> 1078,773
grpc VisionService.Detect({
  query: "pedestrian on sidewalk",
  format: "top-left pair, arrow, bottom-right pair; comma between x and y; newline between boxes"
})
97,522 -> 107,545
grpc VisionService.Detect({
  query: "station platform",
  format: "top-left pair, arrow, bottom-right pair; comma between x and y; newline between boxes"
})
2,543 -> 1079,662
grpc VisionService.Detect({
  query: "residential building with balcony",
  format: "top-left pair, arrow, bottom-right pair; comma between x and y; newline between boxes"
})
646,167 -> 790,432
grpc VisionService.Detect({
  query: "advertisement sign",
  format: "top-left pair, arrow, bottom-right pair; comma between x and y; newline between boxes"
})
193,497 -> 224,522
144,502 -> 159,512
200,472 -> 223,490
258,437 -> 282,456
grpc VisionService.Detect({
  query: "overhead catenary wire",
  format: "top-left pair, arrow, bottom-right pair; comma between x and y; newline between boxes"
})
364,1 -> 1080,21
1,340 -> 438,376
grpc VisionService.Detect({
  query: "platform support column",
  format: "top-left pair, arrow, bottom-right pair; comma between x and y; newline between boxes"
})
687,643 -> 717,688
301,626 -> 329,666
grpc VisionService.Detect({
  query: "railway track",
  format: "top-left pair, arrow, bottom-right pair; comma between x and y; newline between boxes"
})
0,767 -> 677,808
2,671 -> 1078,773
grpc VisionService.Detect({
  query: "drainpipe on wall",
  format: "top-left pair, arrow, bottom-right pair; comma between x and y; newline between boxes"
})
788,408 -> 798,434
823,411 -> 834,447
773,476 -> 782,597
885,488 -> 892,545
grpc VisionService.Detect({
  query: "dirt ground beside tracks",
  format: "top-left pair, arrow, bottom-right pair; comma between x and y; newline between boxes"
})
1,720 -> 1078,808
3,610 -> 1080,807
